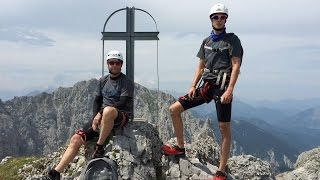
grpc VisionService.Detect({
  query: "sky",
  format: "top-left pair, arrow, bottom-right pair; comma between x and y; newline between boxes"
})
0,0 -> 320,101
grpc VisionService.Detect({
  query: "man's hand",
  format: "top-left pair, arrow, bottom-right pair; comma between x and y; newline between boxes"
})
220,56 -> 240,104
188,87 -> 196,99
221,89 -> 233,104
92,112 -> 102,131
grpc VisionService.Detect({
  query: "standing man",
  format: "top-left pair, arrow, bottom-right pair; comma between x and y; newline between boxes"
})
43,50 -> 134,180
162,4 -> 243,180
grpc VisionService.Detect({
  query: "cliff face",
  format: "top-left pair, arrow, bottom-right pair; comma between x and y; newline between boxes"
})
276,147 -> 320,180
0,99 -> 20,157
0,80 -> 96,159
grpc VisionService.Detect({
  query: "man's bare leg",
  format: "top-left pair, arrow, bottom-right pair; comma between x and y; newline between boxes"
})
97,106 -> 117,145
169,101 -> 185,148
218,121 -> 231,172
54,134 -> 83,173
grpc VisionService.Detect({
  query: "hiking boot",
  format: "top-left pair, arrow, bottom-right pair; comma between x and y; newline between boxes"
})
162,144 -> 185,156
41,169 -> 60,180
92,145 -> 105,158
211,171 -> 227,180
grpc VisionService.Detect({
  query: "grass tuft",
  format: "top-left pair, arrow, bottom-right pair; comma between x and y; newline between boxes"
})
0,157 -> 38,180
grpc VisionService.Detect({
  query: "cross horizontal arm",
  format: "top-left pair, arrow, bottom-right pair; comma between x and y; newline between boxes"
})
101,32 -> 159,40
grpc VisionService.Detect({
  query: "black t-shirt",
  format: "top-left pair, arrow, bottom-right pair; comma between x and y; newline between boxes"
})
197,33 -> 243,80
95,73 -> 134,112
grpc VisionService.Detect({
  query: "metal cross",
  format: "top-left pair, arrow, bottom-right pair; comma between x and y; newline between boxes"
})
101,7 -> 159,82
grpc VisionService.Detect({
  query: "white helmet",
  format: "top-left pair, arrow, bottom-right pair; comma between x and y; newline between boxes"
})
209,4 -> 228,17
106,50 -> 123,61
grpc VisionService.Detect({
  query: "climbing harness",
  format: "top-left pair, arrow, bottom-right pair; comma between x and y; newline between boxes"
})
203,68 -> 230,90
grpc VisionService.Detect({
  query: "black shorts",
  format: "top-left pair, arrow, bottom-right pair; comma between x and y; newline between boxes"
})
77,109 -> 130,142
178,82 -> 232,122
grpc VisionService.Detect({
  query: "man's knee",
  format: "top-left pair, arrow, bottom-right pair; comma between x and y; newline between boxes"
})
169,102 -> 184,116
218,122 -> 231,137
70,134 -> 84,146
102,106 -> 118,118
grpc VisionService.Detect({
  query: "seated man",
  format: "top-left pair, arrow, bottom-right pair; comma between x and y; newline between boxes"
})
43,50 -> 134,180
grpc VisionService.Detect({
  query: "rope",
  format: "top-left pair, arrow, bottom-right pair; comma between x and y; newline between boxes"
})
156,39 -> 160,122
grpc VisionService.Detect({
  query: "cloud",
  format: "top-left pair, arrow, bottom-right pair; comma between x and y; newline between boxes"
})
1,0 -> 320,101
0,29 -> 101,98
0,26 -> 55,46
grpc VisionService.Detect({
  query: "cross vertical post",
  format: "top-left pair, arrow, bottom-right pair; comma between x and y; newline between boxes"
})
127,7 -> 135,81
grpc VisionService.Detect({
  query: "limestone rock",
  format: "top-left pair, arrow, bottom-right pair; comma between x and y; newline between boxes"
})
228,155 -> 274,180
276,147 -> 320,180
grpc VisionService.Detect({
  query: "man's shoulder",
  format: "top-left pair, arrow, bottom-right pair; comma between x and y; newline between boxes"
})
121,73 -> 133,83
226,32 -> 240,41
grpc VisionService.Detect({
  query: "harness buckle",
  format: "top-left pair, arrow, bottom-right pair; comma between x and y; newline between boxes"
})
203,68 -> 210,73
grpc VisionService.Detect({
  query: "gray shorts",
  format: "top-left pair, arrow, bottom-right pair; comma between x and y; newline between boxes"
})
76,109 -> 130,142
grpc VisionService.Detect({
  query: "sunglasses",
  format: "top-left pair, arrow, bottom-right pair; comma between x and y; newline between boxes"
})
210,15 -> 228,20
108,61 -> 122,66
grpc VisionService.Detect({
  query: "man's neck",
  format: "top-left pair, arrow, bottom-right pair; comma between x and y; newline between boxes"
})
110,73 -> 121,79
213,29 -> 224,35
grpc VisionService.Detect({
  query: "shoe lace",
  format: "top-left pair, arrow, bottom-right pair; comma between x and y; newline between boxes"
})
173,145 -> 185,151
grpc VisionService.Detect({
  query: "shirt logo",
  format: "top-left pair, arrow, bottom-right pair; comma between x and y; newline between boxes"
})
204,45 -> 212,50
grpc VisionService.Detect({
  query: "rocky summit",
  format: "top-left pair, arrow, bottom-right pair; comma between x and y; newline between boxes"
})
15,120 -> 274,180
0,78 -> 318,179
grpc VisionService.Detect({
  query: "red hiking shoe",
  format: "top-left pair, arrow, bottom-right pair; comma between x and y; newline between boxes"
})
211,171 -> 227,180
162,144 -> 185,155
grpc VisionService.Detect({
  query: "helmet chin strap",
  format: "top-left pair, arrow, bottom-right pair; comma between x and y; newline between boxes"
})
212,25 -> 225,32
